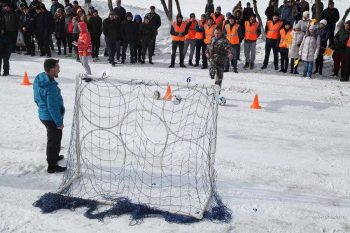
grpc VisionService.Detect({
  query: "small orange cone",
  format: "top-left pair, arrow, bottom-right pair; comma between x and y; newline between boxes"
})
163,85 -> 173,101
250,94 -> 261,109
21,71 -> 32,86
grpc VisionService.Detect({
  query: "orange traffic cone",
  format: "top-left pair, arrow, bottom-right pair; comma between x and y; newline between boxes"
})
250,94 -> 261,109
21,71 -> 32,86
163,85 -> 173,101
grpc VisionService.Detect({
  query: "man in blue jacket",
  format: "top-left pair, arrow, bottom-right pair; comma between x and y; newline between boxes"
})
33,59 -> 66,173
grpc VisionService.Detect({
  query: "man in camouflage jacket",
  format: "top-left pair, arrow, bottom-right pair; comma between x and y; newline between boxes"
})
206,28 -> 233,87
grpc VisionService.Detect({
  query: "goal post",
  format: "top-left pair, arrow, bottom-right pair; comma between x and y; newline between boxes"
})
52,74 -> 227,221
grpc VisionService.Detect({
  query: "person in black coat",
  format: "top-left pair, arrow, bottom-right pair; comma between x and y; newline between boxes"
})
121,12 -> 137,64
34,4 -> 53,57
321,1 -> 340,47
139,15 -> 156,64
133,14 -> 142,63
53,9 -> 66,55
113,0 -> 126,22
0,33 -> 11,75
205,0 -> 214,16
265,0 -> 275,21
145,6 -> 161,56
88,9 -> 102,60
103,11 -> 122,66
331,22 -> 350,79
311,2 -> 324,19
242,2 -> 254,22
19,5 -> 35,55
2,3 -> 19,52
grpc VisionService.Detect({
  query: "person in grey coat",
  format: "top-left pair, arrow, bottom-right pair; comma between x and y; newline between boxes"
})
298,11 -> 311,33
288,22 -> 304,74
299,25 -> 320,78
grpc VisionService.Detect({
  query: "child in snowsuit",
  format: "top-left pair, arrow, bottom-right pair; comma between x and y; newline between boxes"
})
299,25 -> 320,78
75,21 -> 92,74
288,22 -> 304,74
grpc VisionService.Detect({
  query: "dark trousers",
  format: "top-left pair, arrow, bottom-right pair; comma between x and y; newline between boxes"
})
315,48 -> 325,73
106,41 -> 117,64
263,39 -> 279,68
151,35 -> 157,55
5,31 -> 17,52
195,39 -> 207,67
55,35 -> 67,54
40,120 -> 62,166
73,33 -> 79,60
279,47 -> 289,71
23,31 -> 35,55
91,35 -> 100,58
341,48 -> 350,81
0,51 -> 11,74
332,51 -> 345,75
36,32 -> 51,56
122,42 -> 135,62
66,33 -> 73,54
116,40 -> 121,60
170,41 -> 185,66
141,41 -> 152,62
134,44 -> 142,62
328,24 -> 335,47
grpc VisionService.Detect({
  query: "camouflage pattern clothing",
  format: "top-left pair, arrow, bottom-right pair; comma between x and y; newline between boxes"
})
206,36 -> 232,86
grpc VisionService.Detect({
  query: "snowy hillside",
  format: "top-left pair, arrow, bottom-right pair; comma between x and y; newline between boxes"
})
1,0 -> 350,233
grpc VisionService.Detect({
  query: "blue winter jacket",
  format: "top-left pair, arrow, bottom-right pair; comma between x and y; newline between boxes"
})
33,72 -> 65,127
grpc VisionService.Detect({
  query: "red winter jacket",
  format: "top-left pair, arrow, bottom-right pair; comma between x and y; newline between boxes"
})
77,21 -> 91,56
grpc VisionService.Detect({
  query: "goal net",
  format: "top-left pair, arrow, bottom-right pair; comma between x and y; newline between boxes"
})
58,75 -> 221,220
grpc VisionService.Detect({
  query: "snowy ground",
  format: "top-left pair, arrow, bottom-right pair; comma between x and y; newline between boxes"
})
1,0 -> 350,232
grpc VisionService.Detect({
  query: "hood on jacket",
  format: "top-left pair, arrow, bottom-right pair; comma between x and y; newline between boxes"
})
78,21 -> 88,32
35,72 -> 57,88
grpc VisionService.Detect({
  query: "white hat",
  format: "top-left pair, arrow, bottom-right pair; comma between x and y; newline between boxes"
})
303,11 -> 310,17
320,19 -> 327,26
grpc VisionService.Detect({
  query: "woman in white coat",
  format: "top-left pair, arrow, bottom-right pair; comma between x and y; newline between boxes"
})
289,22 -> 305,74
299,25 -> 321,78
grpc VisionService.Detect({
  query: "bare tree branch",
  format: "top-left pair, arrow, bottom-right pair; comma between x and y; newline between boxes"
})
253,0 -> 266,40
174,0 -> 182,16
168,0 -> 173,20
108,0 -> 113,11
315,0 -> 321,22
160,0 -> 172,22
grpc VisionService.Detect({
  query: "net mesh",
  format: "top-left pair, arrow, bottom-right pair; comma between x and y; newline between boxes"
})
59,76 -> 219,219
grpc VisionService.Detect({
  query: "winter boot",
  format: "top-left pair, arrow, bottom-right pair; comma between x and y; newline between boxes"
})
243,62 -> 249,69
250,63 -> 254,70
189,60 -> 193,66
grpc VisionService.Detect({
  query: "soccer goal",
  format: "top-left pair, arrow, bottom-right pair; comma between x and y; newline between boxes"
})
58,74 -> 221,220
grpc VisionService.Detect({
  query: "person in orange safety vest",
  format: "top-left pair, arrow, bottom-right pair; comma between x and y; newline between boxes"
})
243,14 -> 261,70
169,14 -> 189,68
183,13 -> 197,66
223,15 -> 243,73
278,21 -> 292,73
194,14 -> 207,68
262,13 -> 283,70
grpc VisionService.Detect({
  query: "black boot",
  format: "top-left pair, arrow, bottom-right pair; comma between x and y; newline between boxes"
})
250,63 -> 254,70
189,60 -> 193,66
47,164 -> 67,173
243,62 -> 249,69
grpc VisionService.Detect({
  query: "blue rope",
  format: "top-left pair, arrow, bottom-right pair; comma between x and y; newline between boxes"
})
33,193 -> 232,224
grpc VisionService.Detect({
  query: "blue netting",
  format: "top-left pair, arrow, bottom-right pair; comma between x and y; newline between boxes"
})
33,192 -> 232,224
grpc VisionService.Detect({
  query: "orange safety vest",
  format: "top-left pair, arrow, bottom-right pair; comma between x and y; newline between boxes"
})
185,19 -> 196,40
347,36 -> 350,48
244,21 -> 259,41
171,21 -> 187,42
204,24 -> 216,44
266,20 -> 283,40
225,23 -> 240,45
279,29 -> 292,48
221,19 -> 228,31
195,20 -> 205,40
211,13 -> 224,27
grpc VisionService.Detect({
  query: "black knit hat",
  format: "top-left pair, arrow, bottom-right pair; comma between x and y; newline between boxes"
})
345,20 -> 350,25
126,12 -> 133,18
176,14 -> 183,19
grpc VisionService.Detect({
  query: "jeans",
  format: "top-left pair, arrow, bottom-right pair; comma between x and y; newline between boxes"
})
195,39 -> 207,67
80,56 -> 91,74
244,41 -> 256,64
40,120 -> 63,166
183,39 -> 196,62
303,61 -> 314,77
225,44 -> 239,70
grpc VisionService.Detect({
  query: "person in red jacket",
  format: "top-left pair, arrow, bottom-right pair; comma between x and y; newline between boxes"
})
74,21 -> 92,74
